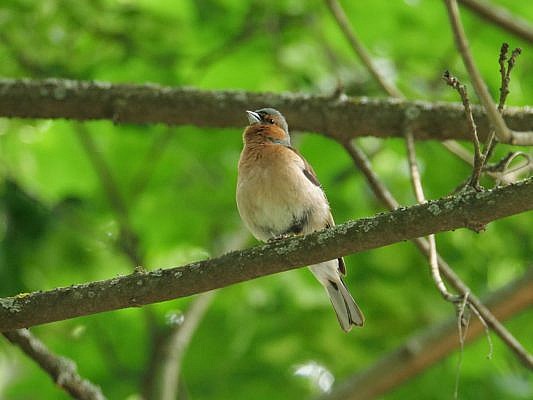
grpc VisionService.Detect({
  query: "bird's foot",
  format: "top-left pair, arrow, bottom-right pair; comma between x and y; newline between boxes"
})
268,234 -> 293,242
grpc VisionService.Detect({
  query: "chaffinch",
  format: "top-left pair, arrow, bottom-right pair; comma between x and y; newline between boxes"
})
236,108 -> 364,332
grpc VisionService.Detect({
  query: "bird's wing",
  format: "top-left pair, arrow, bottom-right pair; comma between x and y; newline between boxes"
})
287,146 -> 347,276
287,146 -> 322,187
325,217 -> 346,275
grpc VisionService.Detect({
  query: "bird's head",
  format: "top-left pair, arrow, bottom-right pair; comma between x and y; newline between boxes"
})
244,108 -> 290,146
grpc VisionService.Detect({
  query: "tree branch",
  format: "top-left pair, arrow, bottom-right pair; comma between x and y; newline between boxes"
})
0,177 -> 531,331
320,267 -> 533,400
318,2 -> 527,366
458,0 -> 533,43
324,0 -> 404,98
342,141 -> 533,368
3,329 -> 106,400
1,78 -> 533,143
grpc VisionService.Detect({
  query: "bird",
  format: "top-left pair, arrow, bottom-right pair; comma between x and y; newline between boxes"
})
236,107 -> 364,332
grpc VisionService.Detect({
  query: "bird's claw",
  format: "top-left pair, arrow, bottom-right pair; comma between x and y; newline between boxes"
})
268,234 -> 292,242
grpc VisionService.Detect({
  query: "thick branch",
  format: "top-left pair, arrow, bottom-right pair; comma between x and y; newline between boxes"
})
0,177 -> 531,331
1,79 -> 533,143
3,329 -> 106,400
321,267 -> 533,400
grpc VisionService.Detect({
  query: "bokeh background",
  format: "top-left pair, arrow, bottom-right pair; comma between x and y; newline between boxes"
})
0,0 -> 532,399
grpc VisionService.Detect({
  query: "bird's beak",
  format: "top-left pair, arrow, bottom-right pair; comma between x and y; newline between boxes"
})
246,110 -> 261,124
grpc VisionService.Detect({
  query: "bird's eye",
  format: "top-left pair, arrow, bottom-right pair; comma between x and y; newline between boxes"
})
268,118 -> 274,124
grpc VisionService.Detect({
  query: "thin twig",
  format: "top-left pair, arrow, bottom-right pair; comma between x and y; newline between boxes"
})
405,130 -> 461,302
341,140 -> 533,369
442,142 -> 531,185
481,43 -> 509,161
497,43 -> 510,113
444,0 -> 533,145
3,329 -> 106,400
468,302 -> 494,359
484,44 -> 523,165
485,152 -> 531,174
443,71 -> 484,190
158,292 -> 215,400
454,293 -> 470,400
404,132 -> 426,204
324,0 -> 404,98
504,47 -> 522,106
156,230 -> 249,399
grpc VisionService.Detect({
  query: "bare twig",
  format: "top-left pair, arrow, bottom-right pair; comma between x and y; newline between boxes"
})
486,151 -> 531,175
504,48 -> 522,98
158,292 -> 215,400
444,0 -> 533,145
3,329 -> 105,400
458,0 -> 533,43
442,143 -> 532,185
404,132 -> 426,203
497,43 -> 509,108
341,140 -> 533,368
483,44 -> 523,167
324,0 -> 404,98
405,131 -> 460,301
443,71 -> 484,190
467,301 -> 493,359
454,293 -> 470,399
480,43 -> 509,162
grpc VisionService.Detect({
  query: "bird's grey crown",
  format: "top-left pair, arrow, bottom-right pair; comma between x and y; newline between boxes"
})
254,108 -> 289,134
255,107 -> 282,117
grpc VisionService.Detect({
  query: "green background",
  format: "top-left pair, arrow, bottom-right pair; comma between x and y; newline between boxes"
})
0,0 -> 531,399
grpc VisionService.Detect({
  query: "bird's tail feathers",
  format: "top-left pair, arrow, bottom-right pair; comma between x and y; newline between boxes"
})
325,278 -> 364,332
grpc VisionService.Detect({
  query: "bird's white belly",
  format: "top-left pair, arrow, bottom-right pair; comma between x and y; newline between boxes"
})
237,163 -> 329,242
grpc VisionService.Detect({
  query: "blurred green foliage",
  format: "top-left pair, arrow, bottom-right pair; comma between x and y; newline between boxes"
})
0,0 -> 532,399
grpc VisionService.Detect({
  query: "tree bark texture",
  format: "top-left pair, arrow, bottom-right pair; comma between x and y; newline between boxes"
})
3,329 -> 106,400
